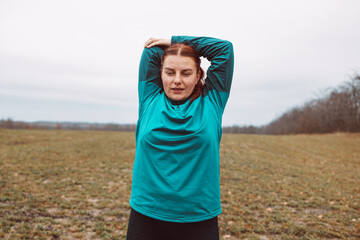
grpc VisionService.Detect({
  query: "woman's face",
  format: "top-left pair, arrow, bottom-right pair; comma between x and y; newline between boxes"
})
161,55 -> 200,102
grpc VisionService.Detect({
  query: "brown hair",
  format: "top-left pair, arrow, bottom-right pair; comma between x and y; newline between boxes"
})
161,44 -> 205,104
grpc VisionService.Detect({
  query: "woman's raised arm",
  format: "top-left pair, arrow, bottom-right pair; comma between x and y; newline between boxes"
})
137,45 -> 163,112
171,36 -> 234,109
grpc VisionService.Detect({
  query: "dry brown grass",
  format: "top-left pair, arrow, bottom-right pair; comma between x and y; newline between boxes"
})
0,129 -> 359,239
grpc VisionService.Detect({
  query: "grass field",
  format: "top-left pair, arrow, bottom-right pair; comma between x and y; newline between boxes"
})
0,129 -> 359,239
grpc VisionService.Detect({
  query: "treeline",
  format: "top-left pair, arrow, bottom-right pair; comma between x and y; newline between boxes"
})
0,119 -> 136,132
264,74 -> 360,134
223,73 -> 360,134
223,125 -> 263,134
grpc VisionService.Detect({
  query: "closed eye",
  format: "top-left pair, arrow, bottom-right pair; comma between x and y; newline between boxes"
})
182,70 -> 193,77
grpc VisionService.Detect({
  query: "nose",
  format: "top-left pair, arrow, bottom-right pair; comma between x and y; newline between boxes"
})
174,73 -> 181,85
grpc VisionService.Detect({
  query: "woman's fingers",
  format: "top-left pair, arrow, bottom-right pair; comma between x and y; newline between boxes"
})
145,38 -> 161,48
144,38 -> 155,48
147,41 -> 160,48
144,38 -> 171,48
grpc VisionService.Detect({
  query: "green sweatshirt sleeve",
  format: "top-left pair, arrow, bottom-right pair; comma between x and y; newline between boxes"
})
138,46 -> 164,105
171,36 -> 234,98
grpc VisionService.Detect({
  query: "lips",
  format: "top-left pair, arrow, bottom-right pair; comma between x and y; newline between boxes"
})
171,88 -> 184,94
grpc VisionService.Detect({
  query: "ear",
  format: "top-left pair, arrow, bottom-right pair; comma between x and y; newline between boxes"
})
196,71 -> 201,82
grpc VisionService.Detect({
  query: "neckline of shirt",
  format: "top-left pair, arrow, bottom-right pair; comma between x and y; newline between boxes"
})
167,95 -> 191,106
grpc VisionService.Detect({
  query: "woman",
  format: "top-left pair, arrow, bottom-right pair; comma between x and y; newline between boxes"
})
126,36 -> 234,240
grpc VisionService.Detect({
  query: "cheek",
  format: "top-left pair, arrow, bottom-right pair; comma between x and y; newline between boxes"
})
187,78 -> 198,89
161,73 -> 171,88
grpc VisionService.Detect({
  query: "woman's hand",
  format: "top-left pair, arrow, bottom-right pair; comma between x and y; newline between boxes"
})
144,38 -> 171,48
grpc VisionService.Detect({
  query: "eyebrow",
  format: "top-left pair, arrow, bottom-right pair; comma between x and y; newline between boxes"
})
163,68 -> 193,71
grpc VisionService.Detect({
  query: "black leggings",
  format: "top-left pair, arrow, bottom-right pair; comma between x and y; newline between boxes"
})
126,208 -> 219,240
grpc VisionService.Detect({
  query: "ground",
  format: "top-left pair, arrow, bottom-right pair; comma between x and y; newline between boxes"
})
0,129 -> 359,239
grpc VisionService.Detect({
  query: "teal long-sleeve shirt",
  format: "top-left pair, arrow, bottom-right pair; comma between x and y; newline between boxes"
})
129,36 -> 234,222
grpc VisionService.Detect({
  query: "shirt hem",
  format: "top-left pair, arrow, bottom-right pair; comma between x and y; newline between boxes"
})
129,199 -> 222,223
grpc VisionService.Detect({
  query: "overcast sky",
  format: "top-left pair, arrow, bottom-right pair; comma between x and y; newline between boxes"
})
1,0 -> 360,126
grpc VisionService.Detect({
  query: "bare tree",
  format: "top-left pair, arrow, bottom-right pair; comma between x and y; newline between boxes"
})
263,73 -> 360,134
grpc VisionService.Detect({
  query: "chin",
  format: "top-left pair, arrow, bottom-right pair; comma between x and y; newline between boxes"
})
168,94 -> 189,102
171,97 -> 184,101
